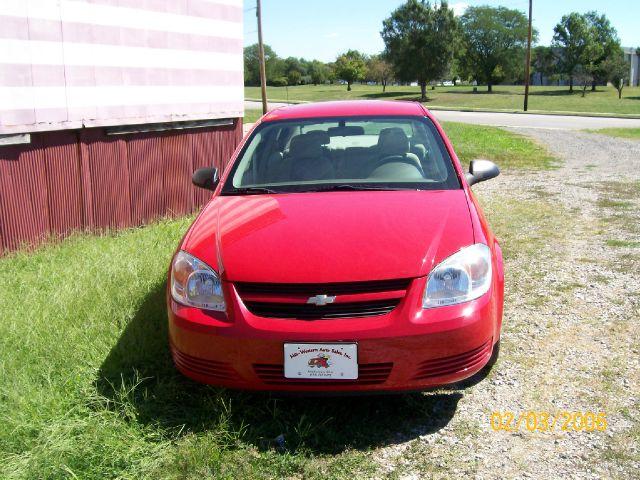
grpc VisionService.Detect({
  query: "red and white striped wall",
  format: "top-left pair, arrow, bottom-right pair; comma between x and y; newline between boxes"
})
0,0 -> 244,134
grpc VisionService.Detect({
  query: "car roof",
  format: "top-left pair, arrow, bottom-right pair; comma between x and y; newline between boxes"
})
261,100 -> 426,122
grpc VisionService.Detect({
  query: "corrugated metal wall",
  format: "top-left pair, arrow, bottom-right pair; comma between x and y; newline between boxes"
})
0,119 -> 242,253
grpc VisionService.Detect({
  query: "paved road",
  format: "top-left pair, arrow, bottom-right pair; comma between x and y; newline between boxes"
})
245,100 -> 291,111
245,100 -> 640,130
429,109 -> 640,130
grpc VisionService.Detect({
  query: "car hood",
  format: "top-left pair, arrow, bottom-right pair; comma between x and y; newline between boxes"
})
183,190 -> 474,283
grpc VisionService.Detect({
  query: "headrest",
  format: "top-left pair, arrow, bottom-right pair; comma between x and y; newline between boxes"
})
377,127 -> 410,157
289,131 -> 329,158
305,130 -> 330,144
411,143 -> 427,158
328,126 -> 365,137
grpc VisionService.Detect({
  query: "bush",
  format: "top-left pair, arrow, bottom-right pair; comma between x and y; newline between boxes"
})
270,77 -> 288,87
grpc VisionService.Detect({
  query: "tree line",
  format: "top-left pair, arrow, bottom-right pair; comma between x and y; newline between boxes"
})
244,44 -> 392,91
245,0 -> 631,100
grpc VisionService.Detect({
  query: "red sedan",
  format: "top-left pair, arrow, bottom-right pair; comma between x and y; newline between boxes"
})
168,100 -> 504,392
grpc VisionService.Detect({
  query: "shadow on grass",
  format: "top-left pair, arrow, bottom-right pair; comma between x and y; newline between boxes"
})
449,88 -> 598,97
360,90 -> 420,100
447,89 -> 510,95
528,89 -> 590,96
96,280 -> 479,455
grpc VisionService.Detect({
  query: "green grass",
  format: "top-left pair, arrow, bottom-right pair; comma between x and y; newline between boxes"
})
245,84 -> 640,116
605,239 -> 640,248
243,109 -> 264,124
440,121 -> 556,169
597,199 -> 633,209
587,128 -> 640,139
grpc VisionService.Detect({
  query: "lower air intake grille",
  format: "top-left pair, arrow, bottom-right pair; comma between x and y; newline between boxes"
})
253,362 -> 393,386
411,339 -> 493,380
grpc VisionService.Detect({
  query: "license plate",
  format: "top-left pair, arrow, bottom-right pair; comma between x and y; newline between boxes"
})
284,343 -> 358,379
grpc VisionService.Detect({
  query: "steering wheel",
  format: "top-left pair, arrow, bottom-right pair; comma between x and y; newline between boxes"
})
368,155 -> 425,178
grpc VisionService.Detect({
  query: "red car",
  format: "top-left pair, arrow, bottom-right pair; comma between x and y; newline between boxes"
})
168,100 -> 504,393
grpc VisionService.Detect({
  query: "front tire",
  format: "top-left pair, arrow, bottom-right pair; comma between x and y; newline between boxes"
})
486,339 -> 500,370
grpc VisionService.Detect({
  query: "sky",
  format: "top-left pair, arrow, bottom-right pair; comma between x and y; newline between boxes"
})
243,0 -> 640,62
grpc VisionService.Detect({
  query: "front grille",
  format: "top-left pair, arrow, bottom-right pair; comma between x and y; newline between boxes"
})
236,278 -> 411,320
235,278 -> 411,296
254,362 -> 393,385
411,339 -> 493,380
244,299 -> 400,320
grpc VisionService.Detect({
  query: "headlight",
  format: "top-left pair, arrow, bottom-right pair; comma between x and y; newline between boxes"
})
170,251 -> 225,311
423,243 -> 492,308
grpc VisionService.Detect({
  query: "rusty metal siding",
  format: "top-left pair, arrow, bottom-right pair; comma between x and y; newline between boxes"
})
127,133 -> 166,225
43,131 -> 83,237
163,132 -> 194,217
85,132 -> 133,230
0,139 -> 49,251
0,119 -> 241,253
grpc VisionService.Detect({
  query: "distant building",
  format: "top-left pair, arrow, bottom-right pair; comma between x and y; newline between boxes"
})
623,47 -> 639,87
531,46 -> 640,87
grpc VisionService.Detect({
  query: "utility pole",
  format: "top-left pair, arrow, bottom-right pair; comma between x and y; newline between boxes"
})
256,0 -> 268,114
523,0 -> 533,111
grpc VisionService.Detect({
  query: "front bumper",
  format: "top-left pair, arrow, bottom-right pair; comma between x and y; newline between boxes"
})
167,277 -> 501,392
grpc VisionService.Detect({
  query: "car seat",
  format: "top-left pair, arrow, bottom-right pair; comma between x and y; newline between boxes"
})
289,131 -> 335,181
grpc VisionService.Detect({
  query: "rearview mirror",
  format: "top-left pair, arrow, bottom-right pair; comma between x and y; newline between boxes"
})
192,167 -> 219,191
465,159 -> 500,186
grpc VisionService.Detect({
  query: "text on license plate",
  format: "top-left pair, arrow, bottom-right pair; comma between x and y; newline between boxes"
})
283,343 -> 358,379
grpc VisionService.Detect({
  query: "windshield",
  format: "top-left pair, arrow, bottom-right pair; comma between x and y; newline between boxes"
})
221,116 -> 460,194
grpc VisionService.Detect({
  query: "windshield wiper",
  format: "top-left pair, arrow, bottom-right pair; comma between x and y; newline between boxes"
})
228,186 -> 279,195
306,184 -> 415,192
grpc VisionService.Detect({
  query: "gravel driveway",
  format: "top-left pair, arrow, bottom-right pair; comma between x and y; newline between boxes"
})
376,130 -> 640,479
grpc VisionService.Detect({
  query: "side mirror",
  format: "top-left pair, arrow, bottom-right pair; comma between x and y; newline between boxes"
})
192,167 -> 219,191
465,159 -> 500,186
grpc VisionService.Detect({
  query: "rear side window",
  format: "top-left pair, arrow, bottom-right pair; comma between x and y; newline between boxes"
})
223,116 -> 460,194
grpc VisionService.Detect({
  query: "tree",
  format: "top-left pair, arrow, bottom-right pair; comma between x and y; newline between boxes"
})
381,0 -> 457,101
368,55 -> 394,92
244,43 -> 283,86
283,57 -> 306,86
531,46 -> 557,85
457,6 -> 532,93
287,69 -> 302,86
308,60 -> 330,85
552,13 -> 602,92
334,50 -> 367,91
270,77 -> 288,87
326,62 -> 337,84
603,49 -> 628,99
585,12 -> 621,90
574,64 -> 593,97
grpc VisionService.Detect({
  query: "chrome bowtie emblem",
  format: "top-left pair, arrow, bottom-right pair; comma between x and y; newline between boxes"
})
306,294 -> 336,306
